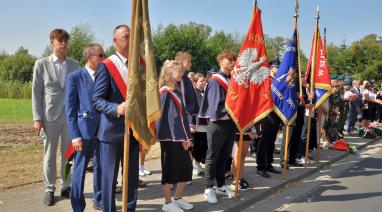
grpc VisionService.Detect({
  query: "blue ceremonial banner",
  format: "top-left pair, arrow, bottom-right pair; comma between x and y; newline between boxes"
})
271,30 -> 299,125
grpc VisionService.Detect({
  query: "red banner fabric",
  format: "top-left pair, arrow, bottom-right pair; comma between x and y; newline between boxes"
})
306,30 -> 331,90
225,8 -> 274,132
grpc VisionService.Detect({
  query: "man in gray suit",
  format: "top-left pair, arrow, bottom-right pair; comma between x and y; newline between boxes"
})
32,28 -> 80,206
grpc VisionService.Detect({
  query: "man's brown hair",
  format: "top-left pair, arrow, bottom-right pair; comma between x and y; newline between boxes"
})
50,29 -> 70,41
216,49 -> 236,63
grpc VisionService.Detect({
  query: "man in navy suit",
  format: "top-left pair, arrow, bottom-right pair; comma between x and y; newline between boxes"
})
65,43 -> 105,211
93,25 -> 139,212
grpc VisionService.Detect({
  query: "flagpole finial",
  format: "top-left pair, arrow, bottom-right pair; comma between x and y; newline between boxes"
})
315,5 -> 320,21
254,0 -> 258,8
294,0 -> 299,20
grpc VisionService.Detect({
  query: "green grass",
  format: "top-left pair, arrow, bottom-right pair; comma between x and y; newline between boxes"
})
0,98 -> 32,124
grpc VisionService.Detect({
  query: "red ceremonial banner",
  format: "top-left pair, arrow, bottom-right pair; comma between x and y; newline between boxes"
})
225,8 -> 274,132
306,30 -> 331,91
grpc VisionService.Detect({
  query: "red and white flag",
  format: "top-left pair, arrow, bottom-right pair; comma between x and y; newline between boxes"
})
225,7 -> 274,132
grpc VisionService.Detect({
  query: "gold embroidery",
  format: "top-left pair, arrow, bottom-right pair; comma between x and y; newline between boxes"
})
229,88 -> 238,102
147,78 -> 157,91
263,91 -> 270,99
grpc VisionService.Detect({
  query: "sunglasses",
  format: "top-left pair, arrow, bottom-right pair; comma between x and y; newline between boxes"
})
94,53 -> 106,58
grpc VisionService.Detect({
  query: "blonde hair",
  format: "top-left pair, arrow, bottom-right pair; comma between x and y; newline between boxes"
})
175,51 -> 192,62
159,60 -> 183,90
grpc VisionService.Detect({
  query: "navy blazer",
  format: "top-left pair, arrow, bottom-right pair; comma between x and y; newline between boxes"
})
199,71 -> 229,120
181,74 -> 199,115
65,67 -> 100,141
92,62 -> 125,143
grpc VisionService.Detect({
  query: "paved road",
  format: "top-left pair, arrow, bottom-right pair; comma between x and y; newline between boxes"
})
282,147 -> 382,212
246,142 -> 382,212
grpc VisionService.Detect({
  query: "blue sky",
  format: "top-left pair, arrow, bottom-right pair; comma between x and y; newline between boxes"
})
1,0 -> 381,57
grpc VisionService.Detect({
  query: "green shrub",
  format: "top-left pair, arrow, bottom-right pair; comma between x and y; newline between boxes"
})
0,81 -> 31,99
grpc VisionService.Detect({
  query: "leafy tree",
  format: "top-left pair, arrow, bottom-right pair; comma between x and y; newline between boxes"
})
153,22 -> 242,74
206,31 -> 242,69
0,50 -> 8,62
348,34 -> 382,74
67,24 -> 96,65
0,47 -> 36,82
42,45 -> 52,57
15,46 -> 29,55
361,60 -> 382,82
105,45 -> 115,57
153,23 -> 211,73
265,35 -> 287,62
325,34 -> 382,85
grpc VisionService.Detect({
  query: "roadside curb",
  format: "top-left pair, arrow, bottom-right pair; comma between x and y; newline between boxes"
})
225,137 -> 379,212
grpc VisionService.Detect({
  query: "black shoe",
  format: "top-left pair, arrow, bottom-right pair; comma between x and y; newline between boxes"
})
43,191 -> 54,206
280,161 -> 290,170
61,187 -> 70,198
288,161 -> 303,167
267,166 -> 282,174
138,179 -> 147,188
257,169 -> 271,178
93,203 -> 102,210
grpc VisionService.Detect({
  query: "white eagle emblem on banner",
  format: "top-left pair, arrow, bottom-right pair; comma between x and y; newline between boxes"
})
234,48 -> 270,88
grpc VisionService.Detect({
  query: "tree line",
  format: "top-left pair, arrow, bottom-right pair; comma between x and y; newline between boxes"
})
0,23 -> 381,98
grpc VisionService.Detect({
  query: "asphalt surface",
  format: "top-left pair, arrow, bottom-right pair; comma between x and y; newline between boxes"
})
245,141 -> 382,212
280,147 -> 382,212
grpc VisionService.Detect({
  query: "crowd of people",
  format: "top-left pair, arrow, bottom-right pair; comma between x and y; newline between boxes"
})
31,25 -> 382,212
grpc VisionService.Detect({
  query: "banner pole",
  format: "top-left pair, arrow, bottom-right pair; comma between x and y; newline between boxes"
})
234,132 -> 244,199
317,116 -> 322,163
122,0 -> 137,211
294,0 -> 303,98
283,125 -> 290,177
305,6 -> 320,168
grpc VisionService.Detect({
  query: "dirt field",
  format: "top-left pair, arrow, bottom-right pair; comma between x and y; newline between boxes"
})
0,124 -> 38,150
0,123 -> 161,191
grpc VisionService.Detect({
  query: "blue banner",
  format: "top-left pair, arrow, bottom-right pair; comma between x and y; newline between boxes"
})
272,30 -> 299,125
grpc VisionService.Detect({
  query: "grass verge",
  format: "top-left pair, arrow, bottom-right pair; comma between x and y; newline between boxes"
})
0,98 -> 32,124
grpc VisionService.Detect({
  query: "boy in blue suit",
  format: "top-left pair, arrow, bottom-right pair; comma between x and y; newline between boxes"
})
65,43 -> 105,211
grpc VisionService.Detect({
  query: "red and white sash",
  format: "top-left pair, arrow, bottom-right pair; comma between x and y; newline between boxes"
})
211,74 -> 229,92
103,55 -> 128,100
160,86 -> 189,140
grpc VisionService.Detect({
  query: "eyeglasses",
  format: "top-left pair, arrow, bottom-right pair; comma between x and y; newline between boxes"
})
93,53 -> 106,58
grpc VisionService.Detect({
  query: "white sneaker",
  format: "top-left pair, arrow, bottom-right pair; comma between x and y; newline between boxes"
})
214,185 -> 235,198
192,168 -> 200,176
204,188 -> 218,204
162,202 -> 184,212
141,168 -> 151,175
139,169 -> 146,177
193,163 -> 204,172
172,198 -> 194,210
296,157 -> 305,165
